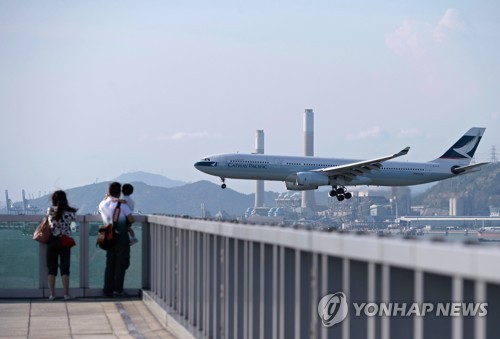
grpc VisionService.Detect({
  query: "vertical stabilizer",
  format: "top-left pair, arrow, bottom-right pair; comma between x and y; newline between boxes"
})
434,127 -> 485,165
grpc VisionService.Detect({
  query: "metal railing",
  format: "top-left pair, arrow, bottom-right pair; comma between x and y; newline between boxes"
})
143,215 -> 500,339
2,214 -> 500,339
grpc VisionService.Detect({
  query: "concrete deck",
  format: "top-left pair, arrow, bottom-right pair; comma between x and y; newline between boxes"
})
0,298 -> 176,339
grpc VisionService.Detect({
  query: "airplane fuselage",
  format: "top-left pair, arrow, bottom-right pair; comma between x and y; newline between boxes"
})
195,153 -> 454,187
194,128 -> 487,198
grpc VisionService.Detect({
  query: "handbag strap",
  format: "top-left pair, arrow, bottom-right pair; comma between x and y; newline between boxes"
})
112,201 -> 122,225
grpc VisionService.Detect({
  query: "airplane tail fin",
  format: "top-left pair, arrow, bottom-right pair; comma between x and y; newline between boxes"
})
432,127 -> 486,166
433,127 -> 485,174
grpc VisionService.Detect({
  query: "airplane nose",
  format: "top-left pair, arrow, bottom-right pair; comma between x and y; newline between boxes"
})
194,161 -> 217,170
194,160 -> 217,170
194,161 -> 217,167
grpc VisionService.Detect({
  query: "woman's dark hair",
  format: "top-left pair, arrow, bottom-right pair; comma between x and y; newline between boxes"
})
51,190 -> 78,220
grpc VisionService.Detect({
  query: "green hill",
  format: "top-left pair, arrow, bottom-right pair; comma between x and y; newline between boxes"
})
414,162 -> 500,215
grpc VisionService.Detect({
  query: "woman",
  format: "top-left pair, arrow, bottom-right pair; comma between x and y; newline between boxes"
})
46,190 -> 77,301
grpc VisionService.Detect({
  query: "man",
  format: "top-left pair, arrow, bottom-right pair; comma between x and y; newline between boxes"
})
98,182 -> 134,297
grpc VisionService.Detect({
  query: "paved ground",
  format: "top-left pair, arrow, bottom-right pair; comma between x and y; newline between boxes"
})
0,298 -> 176,339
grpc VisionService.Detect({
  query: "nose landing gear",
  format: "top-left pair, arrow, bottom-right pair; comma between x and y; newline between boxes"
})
220,178 -> 227,189
329,186 -> 352,201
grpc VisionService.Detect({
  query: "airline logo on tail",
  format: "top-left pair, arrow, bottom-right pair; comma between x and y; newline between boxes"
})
439,128 -> 484,160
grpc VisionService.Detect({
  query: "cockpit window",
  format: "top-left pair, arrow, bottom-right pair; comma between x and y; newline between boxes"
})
202,157 -> 210,161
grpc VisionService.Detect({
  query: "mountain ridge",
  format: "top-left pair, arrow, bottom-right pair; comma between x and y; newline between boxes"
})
4,179 -> 280,217
113,171 -> 187,188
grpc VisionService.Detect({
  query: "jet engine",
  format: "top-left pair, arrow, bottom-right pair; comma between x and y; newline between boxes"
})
285,182 -> 318,191
296,172 -> 329,186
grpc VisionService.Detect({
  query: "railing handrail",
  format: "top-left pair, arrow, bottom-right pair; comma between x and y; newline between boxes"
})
0,214 -> 147,223
146,215 -> 500,283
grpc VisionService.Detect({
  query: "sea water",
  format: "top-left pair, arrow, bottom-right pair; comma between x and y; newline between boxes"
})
0,221 -> 141,289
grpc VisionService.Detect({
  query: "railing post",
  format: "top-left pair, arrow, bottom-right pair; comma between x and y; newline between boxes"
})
141,219 -> 150,290
452,277 -> 463,339
414,270 -> 424,339
273,244 -> 279,339
367,262 -> 376,339
475,281 -> 486,339
294,249 -> 301,339
225,237 -> 234,338
342,258 -> 350,339
38,242 -> 48,292
381,264 -> 390,339
80,216 -> 90,296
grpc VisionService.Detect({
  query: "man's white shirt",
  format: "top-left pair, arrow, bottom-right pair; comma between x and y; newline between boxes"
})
98,197 -> 132,224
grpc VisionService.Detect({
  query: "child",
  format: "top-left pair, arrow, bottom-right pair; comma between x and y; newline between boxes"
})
122,183 -> 138,245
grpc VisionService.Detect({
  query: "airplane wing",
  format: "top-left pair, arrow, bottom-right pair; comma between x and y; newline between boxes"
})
451,162 -> 490,174
312,147 -> 410,180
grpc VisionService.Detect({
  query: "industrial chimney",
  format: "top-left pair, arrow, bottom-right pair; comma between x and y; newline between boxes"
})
255,130 -> 264,207
302,109 -> 316,209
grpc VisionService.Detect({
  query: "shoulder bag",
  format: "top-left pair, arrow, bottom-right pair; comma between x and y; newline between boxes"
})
96,202 -> 121,250
61,234 -> 76,248
33,217 -> 51,243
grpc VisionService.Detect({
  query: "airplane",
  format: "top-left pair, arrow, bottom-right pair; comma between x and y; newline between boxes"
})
194,127 -> 489,201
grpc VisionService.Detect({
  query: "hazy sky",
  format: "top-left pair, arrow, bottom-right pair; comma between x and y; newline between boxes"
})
1,1 -> 499,201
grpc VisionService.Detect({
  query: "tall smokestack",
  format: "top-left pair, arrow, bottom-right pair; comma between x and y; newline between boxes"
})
22,189 -> 28,212
304,109 -> 314,156
255,130 -> 264,207
5,190 -> 11,212
302,109 -> 316,209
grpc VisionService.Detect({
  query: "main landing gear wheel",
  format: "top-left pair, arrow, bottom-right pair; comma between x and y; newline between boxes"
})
328,187 -> 337,197
220,178 -> 227,189
329,186 -> 352,201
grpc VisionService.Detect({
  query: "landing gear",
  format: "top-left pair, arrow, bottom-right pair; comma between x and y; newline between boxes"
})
328,187 -> 337,197
220,178 -> 227,189
329,186 -> 352,201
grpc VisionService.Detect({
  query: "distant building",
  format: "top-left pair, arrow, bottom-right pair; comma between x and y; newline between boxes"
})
449,197 -> 465,216
370,204 -> 391,220
490,206 -> 500,217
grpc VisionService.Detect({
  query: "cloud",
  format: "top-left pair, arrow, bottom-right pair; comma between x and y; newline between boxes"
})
156,131 -> 210,141
491,112 -> 500,120
433,8 -> 466,43
397,128 -> 422,138
347,126 -> 383,141
385,20 -> 430,60
386,8 -> 466,58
